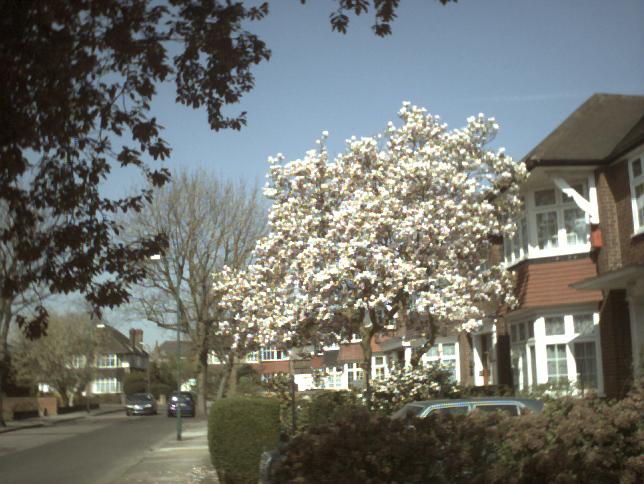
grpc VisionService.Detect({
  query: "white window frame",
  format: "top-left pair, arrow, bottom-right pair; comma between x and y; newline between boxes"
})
259,348 -> 289,361
628,153 -> 644,235
504,179 -> 593,265
92,377 -> 121,394
511,310 -> 602,393
421,341 -> 459,382
97,354 -> 119,368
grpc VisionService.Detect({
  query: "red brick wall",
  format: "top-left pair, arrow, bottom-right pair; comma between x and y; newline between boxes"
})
595,159 -> 644,273
599,289 -> 633,398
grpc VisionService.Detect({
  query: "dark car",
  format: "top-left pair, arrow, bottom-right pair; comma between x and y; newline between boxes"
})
125,392 -> 157,416
167,391 -> 195,417
391,397 -> 544,419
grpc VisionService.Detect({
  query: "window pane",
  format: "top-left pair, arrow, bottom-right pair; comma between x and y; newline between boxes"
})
545,317 -> 565,336
375,356 -> 384,365
633,158 -> 643,178
442,343 -> 455,356
547,344 -> 568,383
475,404 -> 519,416
536,211 -> 558,249
562,184 -> 585,204
564,207 -> 588,245
574,342 -> 597,389
528,322 -> 534,338
428,346 -> 439,357
535,189 -> 556,206
518,323 -> 526,341
511,324 -> 518,342
573,314 -> 594,334
433,405 -> 468,415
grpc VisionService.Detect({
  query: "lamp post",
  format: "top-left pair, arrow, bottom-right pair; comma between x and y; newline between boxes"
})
151,254 -> 182,441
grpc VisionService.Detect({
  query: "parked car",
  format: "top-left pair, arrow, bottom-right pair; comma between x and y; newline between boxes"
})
167,391 -> 195,417
125,393 -> 157,416
391,397 -> 544,419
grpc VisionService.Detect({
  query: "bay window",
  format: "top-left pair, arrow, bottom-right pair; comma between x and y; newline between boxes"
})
533,184 -> 589,252
505,182 -> 591,264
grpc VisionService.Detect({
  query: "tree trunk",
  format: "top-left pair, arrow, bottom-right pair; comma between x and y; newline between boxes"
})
359,322 -> 375,408
215,369 -> 228,400
227,353 -> 237,397
59,388 -> 70,408
409,315 -> 437,368
196,358 -> 208,417
0,301 -> 13,427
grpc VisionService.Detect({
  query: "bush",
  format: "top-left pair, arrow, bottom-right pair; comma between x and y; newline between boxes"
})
307,390 -> 363,429
272,382 -> 644,483
208,396 -> 280,483
122,371 -> 147,395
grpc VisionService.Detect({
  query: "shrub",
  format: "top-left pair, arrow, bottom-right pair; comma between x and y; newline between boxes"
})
307,390 -> 363,429
272,381 -> 644,483
208,396 -> 280,484
122,371 -> 147,395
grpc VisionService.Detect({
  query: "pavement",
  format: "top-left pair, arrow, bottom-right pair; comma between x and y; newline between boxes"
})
0,403 -> 124,434
112,418 -> 219,484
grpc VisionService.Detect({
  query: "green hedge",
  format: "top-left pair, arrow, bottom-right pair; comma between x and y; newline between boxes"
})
307,390 -> 363,429
208,396 -> 280,483
272,382 -> 644,483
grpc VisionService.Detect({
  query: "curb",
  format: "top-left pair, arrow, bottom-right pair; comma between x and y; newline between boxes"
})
0,406 -> 124,434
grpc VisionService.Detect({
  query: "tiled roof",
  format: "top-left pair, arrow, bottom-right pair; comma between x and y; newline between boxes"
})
514,256 -> 602,309
96,325 -> 147,355
259,360 -> 290,374
524,93 -> 644,166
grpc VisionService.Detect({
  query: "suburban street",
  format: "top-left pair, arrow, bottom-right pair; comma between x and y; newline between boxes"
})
0,413 -> 184,484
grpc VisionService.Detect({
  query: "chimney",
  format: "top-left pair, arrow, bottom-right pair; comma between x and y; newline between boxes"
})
130,328 -> 143,348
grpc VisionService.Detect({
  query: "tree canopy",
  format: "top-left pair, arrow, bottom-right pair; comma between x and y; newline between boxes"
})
218,103 -> 526,400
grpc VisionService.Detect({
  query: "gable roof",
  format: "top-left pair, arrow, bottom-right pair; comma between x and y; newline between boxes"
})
96,325 -> 147,356
524,93 -> 644,168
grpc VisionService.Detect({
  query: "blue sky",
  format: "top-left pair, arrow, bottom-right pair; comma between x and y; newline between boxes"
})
108,0 -> 644,345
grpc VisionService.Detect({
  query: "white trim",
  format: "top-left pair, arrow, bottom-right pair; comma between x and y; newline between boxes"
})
551,175 -> 599,224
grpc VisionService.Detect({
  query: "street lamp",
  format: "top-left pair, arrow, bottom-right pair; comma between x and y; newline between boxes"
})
150,253 -> 182,441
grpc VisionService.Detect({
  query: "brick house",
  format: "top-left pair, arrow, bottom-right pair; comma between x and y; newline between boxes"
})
91,325 -> 148,395
496,93 -> 644,397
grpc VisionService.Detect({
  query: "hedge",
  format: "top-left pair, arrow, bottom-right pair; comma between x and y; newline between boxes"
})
208,396 -> 280,483
272,382 -> 644,483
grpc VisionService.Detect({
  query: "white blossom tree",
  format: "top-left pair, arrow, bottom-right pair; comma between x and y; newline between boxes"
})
221,103 -> 526,402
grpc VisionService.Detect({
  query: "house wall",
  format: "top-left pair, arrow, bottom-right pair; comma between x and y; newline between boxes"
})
599,290 -> 633,398
595,159 -> 644,273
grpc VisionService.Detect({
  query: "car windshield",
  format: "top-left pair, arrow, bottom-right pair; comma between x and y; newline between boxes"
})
170,393 -> 193,402
128,393 -> 153,402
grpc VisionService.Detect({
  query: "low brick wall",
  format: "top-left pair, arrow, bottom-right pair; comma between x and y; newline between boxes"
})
1,396 -> 58,420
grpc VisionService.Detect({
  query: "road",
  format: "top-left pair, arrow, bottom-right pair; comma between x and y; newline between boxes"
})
0,413 -> 179,484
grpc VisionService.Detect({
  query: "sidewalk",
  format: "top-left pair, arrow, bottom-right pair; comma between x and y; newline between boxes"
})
112,418 -> 218,483
0,404 -> 124,434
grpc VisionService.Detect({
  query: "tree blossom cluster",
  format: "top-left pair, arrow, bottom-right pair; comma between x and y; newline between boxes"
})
215,103 -> 526,357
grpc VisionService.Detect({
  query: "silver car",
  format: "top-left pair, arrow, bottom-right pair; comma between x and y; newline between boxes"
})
391,397 -> 543,419
125,392 -> 158,416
